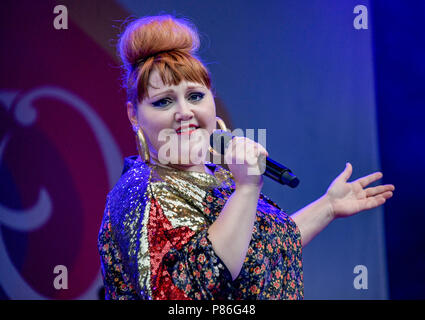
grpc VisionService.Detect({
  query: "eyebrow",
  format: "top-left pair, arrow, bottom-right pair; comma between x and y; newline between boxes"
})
149,86 -> 204,99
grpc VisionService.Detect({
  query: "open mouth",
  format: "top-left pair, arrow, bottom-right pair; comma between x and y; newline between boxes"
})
176,124 -> 199,135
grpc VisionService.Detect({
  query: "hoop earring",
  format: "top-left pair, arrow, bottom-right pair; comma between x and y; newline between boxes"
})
135,127 -> 150,163
209,116 -> 230,156
215,116 -> 229,132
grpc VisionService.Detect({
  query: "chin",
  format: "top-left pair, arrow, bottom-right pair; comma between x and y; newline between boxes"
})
178,143 -> 209,166
156,129 -> 209,165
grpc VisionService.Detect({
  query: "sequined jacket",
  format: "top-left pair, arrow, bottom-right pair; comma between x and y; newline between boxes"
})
98,156 -> 303,300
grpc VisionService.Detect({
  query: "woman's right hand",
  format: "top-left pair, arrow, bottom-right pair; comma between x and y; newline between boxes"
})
224,136 -> 269,190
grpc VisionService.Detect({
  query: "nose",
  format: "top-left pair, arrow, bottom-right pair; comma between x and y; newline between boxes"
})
174,100 -> 194,122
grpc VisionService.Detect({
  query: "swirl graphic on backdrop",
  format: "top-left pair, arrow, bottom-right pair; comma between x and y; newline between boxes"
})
0,86 -> 122,299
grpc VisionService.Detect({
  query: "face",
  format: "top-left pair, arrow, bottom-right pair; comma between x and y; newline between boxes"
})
127,69 -> 216,169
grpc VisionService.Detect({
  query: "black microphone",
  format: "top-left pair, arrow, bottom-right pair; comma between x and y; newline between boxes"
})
210,130 -> 300,188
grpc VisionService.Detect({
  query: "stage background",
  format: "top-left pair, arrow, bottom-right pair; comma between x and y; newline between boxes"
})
0,0 -> 424,299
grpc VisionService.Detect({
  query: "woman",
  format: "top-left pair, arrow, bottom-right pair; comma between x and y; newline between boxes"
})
97,15 -> 395,300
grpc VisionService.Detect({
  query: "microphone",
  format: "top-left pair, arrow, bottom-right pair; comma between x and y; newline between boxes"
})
210,130 -> 300,188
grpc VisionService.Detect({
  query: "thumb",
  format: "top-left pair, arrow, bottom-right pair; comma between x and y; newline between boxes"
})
338,162 -> 353,182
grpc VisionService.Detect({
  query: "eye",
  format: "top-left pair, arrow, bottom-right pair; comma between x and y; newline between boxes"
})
188,92 -> 205,102
152,98 -> 172,108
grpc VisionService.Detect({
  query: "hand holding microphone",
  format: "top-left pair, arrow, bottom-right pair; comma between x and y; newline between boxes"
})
210,130 -> 300,188
221,135 -> 269,190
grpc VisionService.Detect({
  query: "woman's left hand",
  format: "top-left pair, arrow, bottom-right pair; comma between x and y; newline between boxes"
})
326,163 -> 395,219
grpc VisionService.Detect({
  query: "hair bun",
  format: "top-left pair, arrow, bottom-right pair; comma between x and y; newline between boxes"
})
118,15 -> 200,70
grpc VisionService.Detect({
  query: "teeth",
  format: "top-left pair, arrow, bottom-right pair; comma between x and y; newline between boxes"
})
178,127 -> 196,133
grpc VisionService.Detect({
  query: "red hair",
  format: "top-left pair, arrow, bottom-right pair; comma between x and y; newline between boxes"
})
118,15 -> 212,106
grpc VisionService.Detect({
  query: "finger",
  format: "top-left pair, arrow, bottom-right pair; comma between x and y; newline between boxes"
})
250,143 -> 268,158
228,137 -> 257,165
247,145 -> 267,166
365,184 -> 395,197
361,191 -> 393,211
355,171 -> 383,188
361,195 -> 386,211
228,136 -> 243,157
257,144 -> 268,157
370,197 -> 386,209
337,162 -> 353,182
245,138 -> 268,156
245,144 -> 259,166
380,190 -> 394,199
237,138 -> 268,158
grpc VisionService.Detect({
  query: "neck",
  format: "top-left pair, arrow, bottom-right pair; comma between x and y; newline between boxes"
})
136,155 -> 213,175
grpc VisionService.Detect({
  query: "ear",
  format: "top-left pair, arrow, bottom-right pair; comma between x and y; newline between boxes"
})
127,101 -> 138,127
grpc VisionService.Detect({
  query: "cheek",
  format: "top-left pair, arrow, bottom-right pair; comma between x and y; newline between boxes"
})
200,102 -> 216,133
138,109 -> 169,149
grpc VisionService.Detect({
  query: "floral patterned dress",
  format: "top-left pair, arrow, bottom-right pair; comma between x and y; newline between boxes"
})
97,156 -> 303,300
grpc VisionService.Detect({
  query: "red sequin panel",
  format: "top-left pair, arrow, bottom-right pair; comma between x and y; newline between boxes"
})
147,198 -> 195,300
